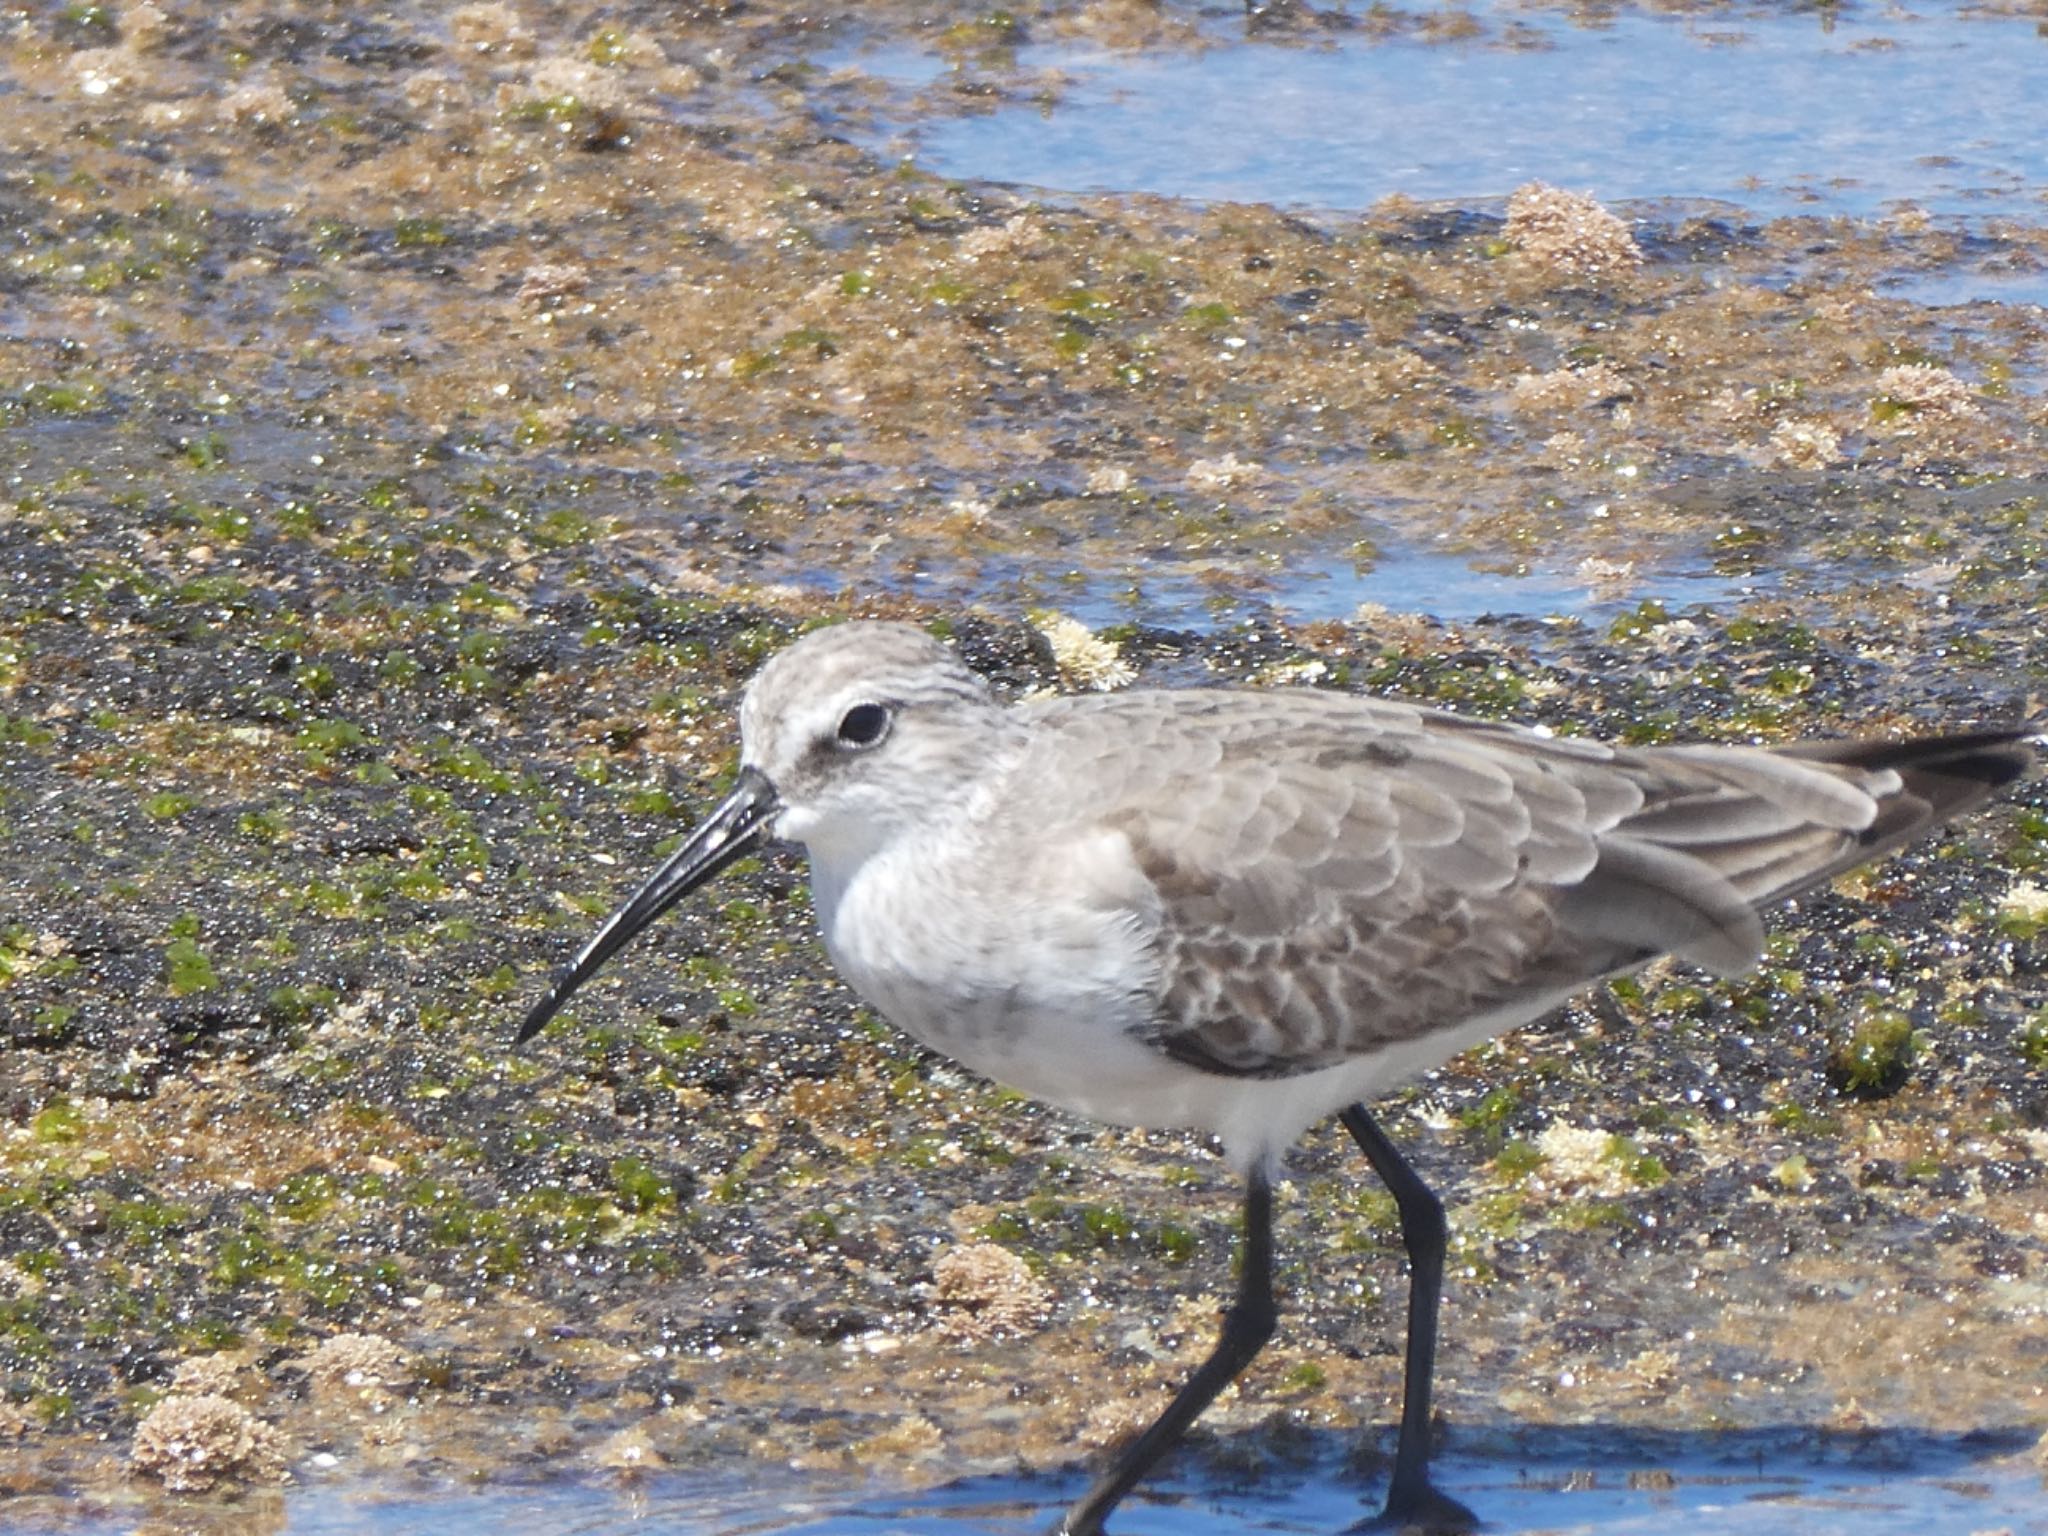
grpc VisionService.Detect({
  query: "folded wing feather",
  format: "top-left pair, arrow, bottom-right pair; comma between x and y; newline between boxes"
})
1029,691 -> 2029,1079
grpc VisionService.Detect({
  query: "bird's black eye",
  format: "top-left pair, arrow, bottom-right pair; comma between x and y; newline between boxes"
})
835,703 -> 891,749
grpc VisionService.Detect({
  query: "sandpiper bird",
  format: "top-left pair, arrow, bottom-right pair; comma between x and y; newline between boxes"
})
519,620 -> 2032,1533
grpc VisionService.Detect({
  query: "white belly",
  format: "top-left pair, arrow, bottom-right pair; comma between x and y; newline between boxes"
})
803,823 -> 1566,1174
812,837 -> 1189,1111
808,837 -> 1403,1170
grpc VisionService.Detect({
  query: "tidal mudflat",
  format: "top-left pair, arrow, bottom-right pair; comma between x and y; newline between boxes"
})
2,2 -> 2045,1531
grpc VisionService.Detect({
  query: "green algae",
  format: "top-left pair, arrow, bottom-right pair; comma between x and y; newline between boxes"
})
1827,999 -> 1922,1098
2017,1013 -> 2048,1070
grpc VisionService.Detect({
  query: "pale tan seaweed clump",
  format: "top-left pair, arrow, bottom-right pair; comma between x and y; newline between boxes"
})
217,78 -> 298,129
1503,182 -> 1642,277
1508,362 -> 1631,416
122,2 -> 173,50
516,262 -> 592,310
166,1354 -> 247,1401
1531,1122 -> 1634,1196
1766,416 -> 1844,469
957,214 -> 1045,264
1871,363 -> 1980,424
850,1413 -> 944,1460
1997,881 -> 2048,933
1185,452 -> 1264,491
1083,1394 -> 1163,1448
131,1395 -> 287,1492
496,54 -> 633,143
1031,612 -> 1136,692
69,48 -> 130,98
930,1242 -> 1052,1342
1870,363 -> 1984,466
450,2 -> 536,56
594,1424 -> 665,1474
305,1332 -> 412,1393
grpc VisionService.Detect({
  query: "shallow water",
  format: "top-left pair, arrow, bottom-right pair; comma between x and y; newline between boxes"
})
783,1 -> 2048,625
28,1433 -> 2048,1534
759,518 -> 1766,627
844,6 -> 2048,224
1167,540 -> 1758,627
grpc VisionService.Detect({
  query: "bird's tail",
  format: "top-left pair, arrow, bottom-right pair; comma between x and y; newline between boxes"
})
1555,723 -> 2037,978
1773,726 -> 2038,886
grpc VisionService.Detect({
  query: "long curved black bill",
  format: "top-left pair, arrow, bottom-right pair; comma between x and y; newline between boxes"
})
517,765 -> 781,1043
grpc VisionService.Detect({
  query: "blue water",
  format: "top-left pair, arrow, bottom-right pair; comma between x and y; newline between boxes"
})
982,542 -> 1761,628
24,1434 -> 2046,1534
841,8 -> 2048,223
1206,543 -> 1755,627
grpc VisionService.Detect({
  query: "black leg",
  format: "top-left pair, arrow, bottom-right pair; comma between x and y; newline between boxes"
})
1054,1169 -> 1277,1536
1339,1105 -> 1477,1532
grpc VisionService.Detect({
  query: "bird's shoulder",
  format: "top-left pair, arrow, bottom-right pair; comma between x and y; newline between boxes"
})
1008,685 -> 1639,889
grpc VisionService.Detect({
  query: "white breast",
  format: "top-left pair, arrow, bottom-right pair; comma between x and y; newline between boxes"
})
807,818 -> 1483,1173
811,822 -> 1224,1124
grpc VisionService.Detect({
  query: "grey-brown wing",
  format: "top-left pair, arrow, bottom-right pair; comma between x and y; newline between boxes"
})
1024,691 -> 2015,1079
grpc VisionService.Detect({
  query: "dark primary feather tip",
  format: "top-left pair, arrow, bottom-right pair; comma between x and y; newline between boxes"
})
1785,725 -> 2038,833
1784,725 -> 2037,785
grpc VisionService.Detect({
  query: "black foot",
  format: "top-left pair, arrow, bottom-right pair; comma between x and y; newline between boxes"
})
1349,1482 -> 1479,1534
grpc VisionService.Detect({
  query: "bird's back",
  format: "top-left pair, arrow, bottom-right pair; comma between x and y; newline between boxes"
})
1001,688 -> 2032,1080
